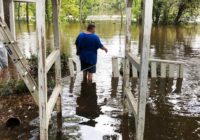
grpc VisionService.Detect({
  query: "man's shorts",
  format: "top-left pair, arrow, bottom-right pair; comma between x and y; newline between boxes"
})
81,61 -> 96,73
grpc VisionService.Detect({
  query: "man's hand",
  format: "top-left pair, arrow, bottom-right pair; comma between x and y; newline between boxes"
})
101,46 -> 108,53
104,48 -> 108,53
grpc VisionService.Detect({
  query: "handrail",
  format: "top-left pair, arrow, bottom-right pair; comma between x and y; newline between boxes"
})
150,58 -> 184,65
125,53 -> 184,65
112,54 -> 184,79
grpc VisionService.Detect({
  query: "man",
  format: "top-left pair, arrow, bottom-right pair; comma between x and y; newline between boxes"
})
75,24 -> 108,82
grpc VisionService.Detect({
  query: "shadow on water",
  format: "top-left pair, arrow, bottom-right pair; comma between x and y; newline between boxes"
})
76,79 -> 101,126
69,77 -> 76,94
47,77 -> 123,140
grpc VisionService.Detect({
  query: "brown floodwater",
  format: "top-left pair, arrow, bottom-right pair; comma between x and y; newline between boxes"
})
1,21 -> 200,140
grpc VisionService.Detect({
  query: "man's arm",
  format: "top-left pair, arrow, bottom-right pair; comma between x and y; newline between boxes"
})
96,35 -> 108,53
101,46 -> 108,53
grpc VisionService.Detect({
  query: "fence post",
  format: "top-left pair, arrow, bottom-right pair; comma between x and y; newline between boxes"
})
137,0 -> 153,140
9,0 -> 16,40
68,58 -> 74,78
0,0 -> 4,20
132,64 -> 138,78
178,64 -> 184,78
124,0 -> 133,88
52,0 -> 62,131
36,0 -> 48,139
151,62 -> 157,78
169,64 -> 175,78
160,63 -> 167,78
123,0 -> 133,133
112,56 -> 119,78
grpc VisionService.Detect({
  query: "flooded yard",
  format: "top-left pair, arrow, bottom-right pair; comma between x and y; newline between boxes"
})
0,21 -> 200,140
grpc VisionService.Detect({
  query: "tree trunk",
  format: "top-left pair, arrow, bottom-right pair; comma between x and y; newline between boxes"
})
79,0 -> 83,24
26,3 -> 29,22
154,11 -> 160,24
174,2 -> 186,24
118,0 -> 123,28
45,0 -> 49,22
17,2 -> 21,21
162,8 -> 168,24
138,0 -> 143,24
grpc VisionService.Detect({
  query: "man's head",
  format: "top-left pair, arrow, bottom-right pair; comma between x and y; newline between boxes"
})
87,24 -> 96,34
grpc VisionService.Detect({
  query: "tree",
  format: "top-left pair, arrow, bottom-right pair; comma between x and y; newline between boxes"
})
174,0 -> 200,24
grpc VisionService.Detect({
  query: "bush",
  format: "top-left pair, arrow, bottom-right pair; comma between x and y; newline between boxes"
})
0,79 -> 28,96
0,52 -> 69,96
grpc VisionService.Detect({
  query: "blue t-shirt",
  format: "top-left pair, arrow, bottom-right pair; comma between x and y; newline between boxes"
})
75,32 -> 103,65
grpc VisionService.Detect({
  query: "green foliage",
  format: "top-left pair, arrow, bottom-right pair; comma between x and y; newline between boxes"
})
13,0 -> 200,24
132,0 -> 142,22
131,0 -> 200,24
15,80 -> 29,94
92,0 -> 125,15
0,79 -> 29,96
152,0 -> 200,24
60,0 -> 80,21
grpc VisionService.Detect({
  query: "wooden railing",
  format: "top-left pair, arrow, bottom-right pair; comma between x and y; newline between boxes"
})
112,53 -> 184,140
112,55 -> 184,79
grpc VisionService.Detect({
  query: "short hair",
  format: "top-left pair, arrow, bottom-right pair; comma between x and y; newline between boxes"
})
87,24 -> 96,31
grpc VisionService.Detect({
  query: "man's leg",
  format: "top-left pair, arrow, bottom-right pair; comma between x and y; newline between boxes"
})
88,73 -> 93,82
83,71 -> 87,80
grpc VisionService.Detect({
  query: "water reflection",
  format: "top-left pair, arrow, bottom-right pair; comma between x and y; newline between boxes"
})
174,78 -> 183,93
111,78 -> 119,98
69,77 -> 75,93
144,78 -> 200,140
76,80 -> 101,126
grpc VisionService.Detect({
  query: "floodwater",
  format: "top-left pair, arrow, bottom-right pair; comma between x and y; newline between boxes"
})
1,21 -> 200,140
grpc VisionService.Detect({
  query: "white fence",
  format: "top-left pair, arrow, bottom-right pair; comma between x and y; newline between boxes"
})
112,55 -> 184,79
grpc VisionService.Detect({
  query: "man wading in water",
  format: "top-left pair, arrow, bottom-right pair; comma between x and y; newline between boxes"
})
75,24 -> 108,82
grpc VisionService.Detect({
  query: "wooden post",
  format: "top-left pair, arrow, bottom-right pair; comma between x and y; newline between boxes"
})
69,58 -> 74,77
0,0 -> 4,20
52,0 -> 62,131
36,0 -> 48,139
160,63 -> 167,78
132,64 -> 138,78
175,78 -> 183,93
0,0 -> 8,68
158,78 -> 167,103
123,0 -> 133,119
169,64 -> 175,78
137,0 -> 153,140
178,64 -> 184,78
56,94 -> 62,131
9,0 -> 16,40
151,62 -> 157,78
112,56 -> 119,78
124,0 -> 133,89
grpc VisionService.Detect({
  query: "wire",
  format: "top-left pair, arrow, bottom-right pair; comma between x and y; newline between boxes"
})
74,56 -> 124,73
76,64 -> 96,73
